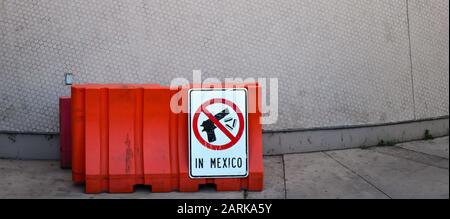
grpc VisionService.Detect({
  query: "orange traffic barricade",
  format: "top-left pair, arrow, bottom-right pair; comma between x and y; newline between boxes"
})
70,83 -> 263,193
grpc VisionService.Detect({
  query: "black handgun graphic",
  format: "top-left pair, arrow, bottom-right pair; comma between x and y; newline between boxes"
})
201,109 -> 230,143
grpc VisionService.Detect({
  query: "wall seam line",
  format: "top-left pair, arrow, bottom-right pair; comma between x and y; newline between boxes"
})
324,152 -> 393,199
281,155 -> 287,199
406,0 -> 417,120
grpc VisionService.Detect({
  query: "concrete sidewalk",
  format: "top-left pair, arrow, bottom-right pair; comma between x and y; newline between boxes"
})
0,136 -> 448,199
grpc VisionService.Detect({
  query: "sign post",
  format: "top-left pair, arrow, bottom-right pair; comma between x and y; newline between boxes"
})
188,88 -> 248,178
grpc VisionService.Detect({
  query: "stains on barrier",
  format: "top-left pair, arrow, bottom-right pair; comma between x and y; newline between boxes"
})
266,148 -> 275,154
377,139 -> 396,147
45,134 -> 54,141
362,137 -> 368,145
423,129 -> 433,140
125,133 -> 133,174
7,133 -> 16,143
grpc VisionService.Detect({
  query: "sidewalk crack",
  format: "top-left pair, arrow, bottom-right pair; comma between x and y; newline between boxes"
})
324,152 -> 393,199
371,147 -> 449,170
396,146 -> 449,161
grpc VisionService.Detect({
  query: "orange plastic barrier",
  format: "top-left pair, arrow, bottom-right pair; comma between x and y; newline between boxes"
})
71,83 -> 263,193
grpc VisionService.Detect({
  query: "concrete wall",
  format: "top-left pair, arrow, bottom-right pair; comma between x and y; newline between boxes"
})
0,0 -> 448,133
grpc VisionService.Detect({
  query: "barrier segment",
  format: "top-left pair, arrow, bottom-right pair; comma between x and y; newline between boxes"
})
71,86 -> 85,184
59,97 -> 72,169
246,84 -> 264,191
142,87 -> 172,192
71,84 -> 263,193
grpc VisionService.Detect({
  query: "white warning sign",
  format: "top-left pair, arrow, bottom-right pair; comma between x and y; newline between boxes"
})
188,88 -> 248,178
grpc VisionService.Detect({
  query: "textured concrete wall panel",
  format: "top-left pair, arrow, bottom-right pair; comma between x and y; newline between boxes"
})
408,0 -> 449,119
0,0 -> 447,133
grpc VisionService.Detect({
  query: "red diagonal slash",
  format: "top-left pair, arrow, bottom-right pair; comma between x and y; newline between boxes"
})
201,107 -> 237,142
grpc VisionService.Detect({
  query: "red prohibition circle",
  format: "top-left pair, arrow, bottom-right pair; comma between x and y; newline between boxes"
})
193,98 -> 245,150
